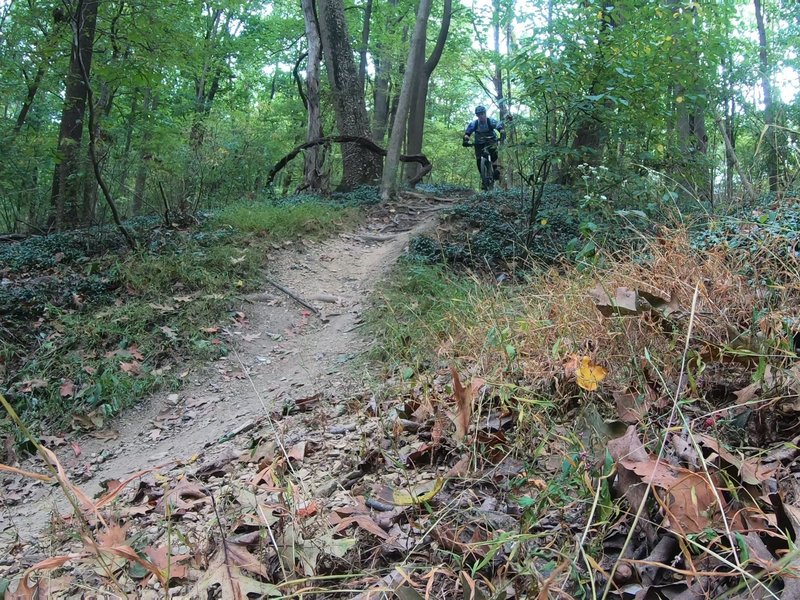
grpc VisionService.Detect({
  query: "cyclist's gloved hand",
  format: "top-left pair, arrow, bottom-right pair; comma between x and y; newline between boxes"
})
462,135 -> 470,147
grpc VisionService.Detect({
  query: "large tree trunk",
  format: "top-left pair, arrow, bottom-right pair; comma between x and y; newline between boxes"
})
404,0 -> 453,183
754,0 -> 778,192
318,0 -> 382,189
301,0 -> 327,192
50,0 -> 99,231
380,0 -> 433,200
669,1 -> 709,199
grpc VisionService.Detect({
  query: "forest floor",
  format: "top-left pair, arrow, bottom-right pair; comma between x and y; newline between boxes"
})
2,190 -> 800,600
0,192 -> 466,596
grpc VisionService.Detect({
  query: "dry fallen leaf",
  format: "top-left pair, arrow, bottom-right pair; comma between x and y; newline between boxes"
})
450,367 -> 485,441
577,356 -> 608,391
59,379 -> 76,398
119,360 -> 141,374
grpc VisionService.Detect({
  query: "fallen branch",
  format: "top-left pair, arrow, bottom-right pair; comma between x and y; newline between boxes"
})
266,135 -> 432,187
265,278 -> 320,316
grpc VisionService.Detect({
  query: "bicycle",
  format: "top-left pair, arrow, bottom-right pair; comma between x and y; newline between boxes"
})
464,143 -> 495,191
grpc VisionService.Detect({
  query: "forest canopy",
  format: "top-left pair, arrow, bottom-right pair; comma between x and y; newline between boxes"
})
0,0 -> 797,231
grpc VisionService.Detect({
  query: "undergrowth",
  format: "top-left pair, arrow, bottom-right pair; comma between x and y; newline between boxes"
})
364,193 -> 800,595
1,195 -> 362,432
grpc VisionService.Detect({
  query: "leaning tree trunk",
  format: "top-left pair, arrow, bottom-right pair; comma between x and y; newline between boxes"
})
301,0 -> 327,192
50,0 -> 99,231
405,0 -> 453,183
380,0 -> 433,200
318,0 -> 382,189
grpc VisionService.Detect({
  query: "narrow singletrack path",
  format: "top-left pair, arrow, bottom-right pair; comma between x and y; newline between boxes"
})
0,193 -> 449,547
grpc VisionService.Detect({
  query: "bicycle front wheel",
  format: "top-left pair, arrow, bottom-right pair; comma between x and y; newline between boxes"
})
480,157 -> 494,191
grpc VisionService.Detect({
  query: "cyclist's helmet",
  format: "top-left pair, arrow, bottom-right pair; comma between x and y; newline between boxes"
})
475,105 -> 486,115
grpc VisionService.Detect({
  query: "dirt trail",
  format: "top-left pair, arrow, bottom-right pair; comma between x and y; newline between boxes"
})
0,194 -> 447,545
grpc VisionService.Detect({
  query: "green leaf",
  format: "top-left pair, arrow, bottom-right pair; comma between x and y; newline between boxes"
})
505,344 -> 517,360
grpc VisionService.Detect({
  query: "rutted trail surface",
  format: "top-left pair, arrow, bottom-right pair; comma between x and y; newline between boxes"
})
0,194 -> 448,545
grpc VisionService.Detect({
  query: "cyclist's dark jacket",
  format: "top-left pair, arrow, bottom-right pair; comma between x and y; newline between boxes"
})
464,117 -> 503,146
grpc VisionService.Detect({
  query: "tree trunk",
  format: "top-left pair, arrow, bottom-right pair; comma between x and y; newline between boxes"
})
725,96 -> 735,203
358,0 -> 372,97
567,5 -> 612,174
14,66 -> 46,133
50,0 -> 99,231
754,0 -> 778,192
492,0 -> 505,119
318,0 -> 382,189
82,79 -> 114,223
133,90 -> 156,215
404,0 -> 453,183
372,56 -> 391,143
301,0 -> 327,192
380,0 -> 433,200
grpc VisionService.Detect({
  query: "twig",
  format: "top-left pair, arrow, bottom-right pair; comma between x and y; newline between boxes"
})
265,278 -> 320,316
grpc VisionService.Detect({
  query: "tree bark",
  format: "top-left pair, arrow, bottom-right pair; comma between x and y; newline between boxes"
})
380,0 -> 433,200
715,115 -> 757,203
492,0 -> 505,120
301,0 -> 327,192
318,0 -> 382,189
50,0 -> 99,231
14,66 -> 46,133
404,0 -> 453,182
372,55 -> 391,143
358,0 -> 372,97
133,89 -> 156,215
754,0 -> 778,192
371,0 -> 398,143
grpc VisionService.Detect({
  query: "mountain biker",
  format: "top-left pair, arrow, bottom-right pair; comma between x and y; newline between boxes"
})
462,105 -> 504,184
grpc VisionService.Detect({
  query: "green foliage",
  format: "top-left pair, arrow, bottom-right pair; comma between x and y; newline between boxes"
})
407,182 -> 662,270
214,198 -> 360,236
367,264 -> 488,371
692,197 -> 800,286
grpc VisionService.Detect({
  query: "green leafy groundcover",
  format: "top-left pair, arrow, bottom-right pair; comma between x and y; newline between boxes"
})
691,197 -> 800,277
0,193 -> 362,430
406,184 -> 652,269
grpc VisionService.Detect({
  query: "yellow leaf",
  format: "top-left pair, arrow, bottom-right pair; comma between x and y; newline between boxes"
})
236,279 -> 244,287
676,96 -> 684,104
540,218 -> 548,226
376,478 -> 445,506
577,356 -> 608,391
